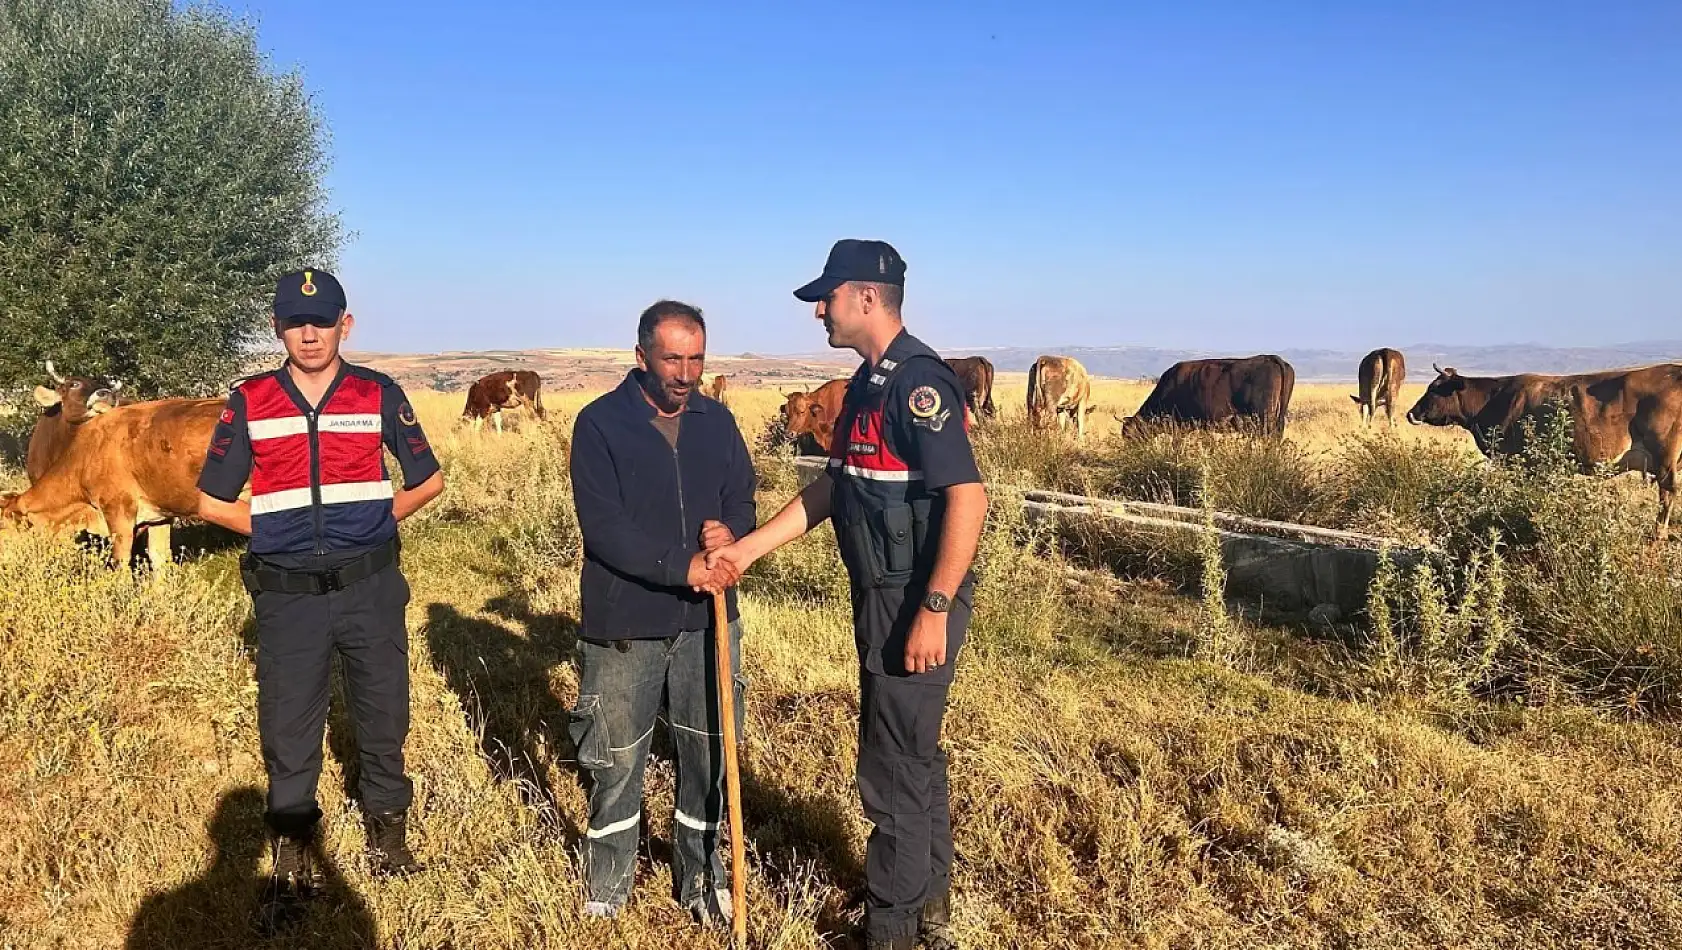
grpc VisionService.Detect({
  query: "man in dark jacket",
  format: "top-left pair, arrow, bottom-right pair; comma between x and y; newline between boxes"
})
567,299 -> 755,924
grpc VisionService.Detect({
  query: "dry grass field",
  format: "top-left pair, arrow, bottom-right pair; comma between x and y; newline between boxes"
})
4,378 -> 1682,949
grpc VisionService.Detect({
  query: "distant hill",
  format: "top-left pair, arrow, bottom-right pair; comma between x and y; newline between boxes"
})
926,341 -> 1682,382
346,348 -> 853,393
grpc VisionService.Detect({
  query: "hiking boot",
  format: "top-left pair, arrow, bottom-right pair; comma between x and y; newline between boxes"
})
866,936 -> 917,950
920,889 -> 959,950
258,816 -> 321,935
364,809 -> 423,877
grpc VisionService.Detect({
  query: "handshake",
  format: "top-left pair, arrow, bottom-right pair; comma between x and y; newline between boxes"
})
687,519 -> 755,596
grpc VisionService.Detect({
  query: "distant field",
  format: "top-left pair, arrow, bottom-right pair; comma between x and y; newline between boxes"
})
4,371 -> 1682,949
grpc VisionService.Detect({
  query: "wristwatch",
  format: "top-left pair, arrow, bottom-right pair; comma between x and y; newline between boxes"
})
922,590 -> 951,613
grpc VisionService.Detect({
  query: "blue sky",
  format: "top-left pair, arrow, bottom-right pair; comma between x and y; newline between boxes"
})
228,1 -> 1681,356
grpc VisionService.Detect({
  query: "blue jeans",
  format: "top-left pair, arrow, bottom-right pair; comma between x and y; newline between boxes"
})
567,621 -> 745,910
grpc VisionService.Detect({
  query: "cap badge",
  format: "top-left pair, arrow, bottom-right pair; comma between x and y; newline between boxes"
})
300,270 -> 317,296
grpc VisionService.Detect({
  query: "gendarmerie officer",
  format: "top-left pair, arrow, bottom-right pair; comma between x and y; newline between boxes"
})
195,269 -> 445,916
705,240 -> 986,950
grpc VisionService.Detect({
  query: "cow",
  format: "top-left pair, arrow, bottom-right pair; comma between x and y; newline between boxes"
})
705,373 -> 730,403
780,378 -> 849,455
2,397 -> 226,568
1120,355 -> 1296,439
1352,348 -> 1406,426
1027,355 -> 1095,439
462,370 -> 546,433
26,360 -> 127,482
945,356 -> 996,424
1406,363 -> 1682,540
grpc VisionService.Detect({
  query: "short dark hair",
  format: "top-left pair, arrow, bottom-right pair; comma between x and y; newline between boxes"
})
637,300 -> 706,351
857,281 -> 903,315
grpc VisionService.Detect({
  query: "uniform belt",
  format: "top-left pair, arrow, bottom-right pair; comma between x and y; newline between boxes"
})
240,540 -> 399,596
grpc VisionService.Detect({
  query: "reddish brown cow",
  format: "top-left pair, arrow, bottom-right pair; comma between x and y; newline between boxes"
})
463,370 -> 546,432
1352,348 -> 1406,426
1407,363 -> 1682,539
3,397 -> 226,567
27,360 -> 128,482
944,356 -> 996,422
780,379 -> 849,455
1028,355 -> 1095,439
1121,355 -> 1296,438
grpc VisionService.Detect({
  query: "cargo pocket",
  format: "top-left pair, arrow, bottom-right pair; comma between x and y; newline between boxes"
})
569,695 -> 614,771
877,504 -> 914,580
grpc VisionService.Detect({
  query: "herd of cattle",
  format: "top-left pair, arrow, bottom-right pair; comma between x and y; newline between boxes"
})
5,344 -> 1682,569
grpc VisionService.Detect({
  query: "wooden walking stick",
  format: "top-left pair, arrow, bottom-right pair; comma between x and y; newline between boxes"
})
712,590 -> 748,947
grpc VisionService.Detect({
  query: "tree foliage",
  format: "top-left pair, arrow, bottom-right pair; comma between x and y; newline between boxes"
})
0,0 -> 341,397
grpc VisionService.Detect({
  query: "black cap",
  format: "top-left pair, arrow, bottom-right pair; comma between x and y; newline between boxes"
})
273,268 -> 347,320
793,239 -> 906,302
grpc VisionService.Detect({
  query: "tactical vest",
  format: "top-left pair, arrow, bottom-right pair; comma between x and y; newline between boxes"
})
828,348 -> 959,591
239,369 -> 398,556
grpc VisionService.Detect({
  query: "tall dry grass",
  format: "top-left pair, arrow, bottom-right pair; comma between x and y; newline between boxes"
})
2,381 -> 1682,948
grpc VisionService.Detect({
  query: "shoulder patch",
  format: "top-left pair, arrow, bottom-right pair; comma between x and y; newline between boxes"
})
908,385 -> 942,419
398,402 -> 418,427
219,406 -> 235,425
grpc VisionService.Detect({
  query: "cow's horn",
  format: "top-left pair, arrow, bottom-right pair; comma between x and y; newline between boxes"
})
45,360 -> 64,384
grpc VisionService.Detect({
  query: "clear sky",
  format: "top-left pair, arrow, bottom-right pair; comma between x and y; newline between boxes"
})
227,1 -> 1681,356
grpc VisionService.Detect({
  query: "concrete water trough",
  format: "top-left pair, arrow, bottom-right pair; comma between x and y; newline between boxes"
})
790,456 -> 1423,618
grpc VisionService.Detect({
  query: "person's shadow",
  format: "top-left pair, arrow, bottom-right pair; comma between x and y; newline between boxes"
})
425,593 -> 583,847
125,786 -> 375,949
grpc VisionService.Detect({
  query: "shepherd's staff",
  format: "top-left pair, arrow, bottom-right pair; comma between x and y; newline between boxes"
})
711,590 -> 748,947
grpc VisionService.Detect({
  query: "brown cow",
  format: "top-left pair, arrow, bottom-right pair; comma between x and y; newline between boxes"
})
705,373 -> 730,403
3,397 -> 226,567
945,356 -> 996,423
1407,363 -> 1682,539
463,370 -> 546,433
1352,348 -> 1406,426
27,360 -> 127,482
780,378 -> 849,455
1121,355 -> 1296,438
1027,355 -> 1095,439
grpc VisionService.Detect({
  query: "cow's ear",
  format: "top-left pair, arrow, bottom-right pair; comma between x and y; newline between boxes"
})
33,386 -> 61,408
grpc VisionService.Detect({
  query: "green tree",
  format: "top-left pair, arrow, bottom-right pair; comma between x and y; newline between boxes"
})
0,0 -> 341,398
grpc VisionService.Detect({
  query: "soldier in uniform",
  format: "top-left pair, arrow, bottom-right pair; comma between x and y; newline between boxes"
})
706,240 -> 987,950
195,269 -> 446,921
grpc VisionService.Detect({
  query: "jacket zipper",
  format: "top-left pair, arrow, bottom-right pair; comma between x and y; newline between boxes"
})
307,409 -> 325,554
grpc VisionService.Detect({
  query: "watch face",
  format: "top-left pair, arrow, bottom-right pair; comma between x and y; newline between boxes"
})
925,591 -> 951,612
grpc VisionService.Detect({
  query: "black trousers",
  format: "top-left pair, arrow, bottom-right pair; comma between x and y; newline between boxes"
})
252,562 -> 414,834
852,582 -> 972,943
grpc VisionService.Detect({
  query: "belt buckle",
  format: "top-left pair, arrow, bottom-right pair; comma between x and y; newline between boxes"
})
317,570 -> 344,594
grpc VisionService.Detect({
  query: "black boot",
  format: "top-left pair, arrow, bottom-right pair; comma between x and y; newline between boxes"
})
920,889 -> 959,950
866,936 -> 917,950
259,811 -> 321,935
364,809 -> 422,877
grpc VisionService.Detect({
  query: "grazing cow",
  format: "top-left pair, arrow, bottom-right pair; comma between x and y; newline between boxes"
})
945,356 -> 996,423
462,370 -> 546,432
780,378 -> 850,455
1121,355 -> 1296,438
705,373 -> 730,403
27,360 -> 128,482
1352,348 -> 1406,426
3,397 -> 226,567
1407,363 -> 1682,539
1027,355 -> 1095,439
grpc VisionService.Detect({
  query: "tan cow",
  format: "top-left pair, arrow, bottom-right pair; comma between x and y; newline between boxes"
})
780,378 -> 850,455
463,370 -> 546,432
1027,355 -> 1095,439
1407,363 -> 1682,539
27,360 -> 127,482
705,373 -> 730,403
3,397 -> 226,567
1352,348 -> 1406,426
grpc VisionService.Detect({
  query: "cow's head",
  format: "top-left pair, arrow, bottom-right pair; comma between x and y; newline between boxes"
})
1405,364 -> 1467,426
1117,413 -> 1150,439
781,389 -> 830,438
34,360 -> 123,424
